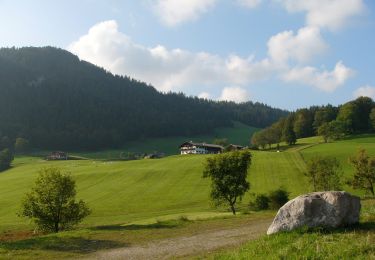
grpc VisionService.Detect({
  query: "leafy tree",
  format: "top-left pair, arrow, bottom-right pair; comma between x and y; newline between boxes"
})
251,131 -> 267,149
293,109 -> 314,138
336,102 -> 357,134
282,116 -> 296,145
317,122 -> 332,143
306,156 -> 343,191
20,167 -> 91,232
15,137 -> 30,153
352,96 -> 374,132
370,108 -> 375,131
0,148 -> 14,171
268,188 -> 289,210
328,120 -> 347,140
349,149 -> 375,196
313,105 -> 338,132
203,150 -> 252,215
0,136 -> 12,150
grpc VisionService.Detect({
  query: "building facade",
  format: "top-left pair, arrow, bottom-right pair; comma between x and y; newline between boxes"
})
179,141 -> 224,155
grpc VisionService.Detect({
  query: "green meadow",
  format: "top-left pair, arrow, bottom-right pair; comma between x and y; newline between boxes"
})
0,134 -> 374,258
76,121 -> 259,159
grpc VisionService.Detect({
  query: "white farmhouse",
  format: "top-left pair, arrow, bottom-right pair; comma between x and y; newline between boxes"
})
179,141 -> 224,155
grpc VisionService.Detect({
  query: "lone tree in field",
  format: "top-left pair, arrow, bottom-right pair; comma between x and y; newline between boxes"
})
305,156 -> 342,191
349,149 -> 375,196
203,150 -> 252,215
20,167 -> 91,233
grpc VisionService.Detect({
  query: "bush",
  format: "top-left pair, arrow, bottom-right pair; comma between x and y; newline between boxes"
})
268,188 -> 289,210
250,194 -> 270,211
20,167 -> 91,233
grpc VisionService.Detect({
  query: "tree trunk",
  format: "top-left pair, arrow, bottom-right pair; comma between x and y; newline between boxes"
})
230,203 -> 236,215
54,222 -> 59,233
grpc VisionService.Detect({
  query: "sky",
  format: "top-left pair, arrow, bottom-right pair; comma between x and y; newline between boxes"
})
0,0 -> 374,110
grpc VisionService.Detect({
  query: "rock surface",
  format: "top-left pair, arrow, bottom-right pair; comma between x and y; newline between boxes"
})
267,191 -> 361,235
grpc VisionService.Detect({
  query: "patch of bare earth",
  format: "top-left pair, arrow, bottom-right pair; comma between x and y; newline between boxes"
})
89,218 -> 271,259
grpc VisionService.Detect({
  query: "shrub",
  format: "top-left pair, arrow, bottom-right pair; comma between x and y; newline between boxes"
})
269,188 -> 289,210
250,194 -> 270,211
20,167 -> 90,233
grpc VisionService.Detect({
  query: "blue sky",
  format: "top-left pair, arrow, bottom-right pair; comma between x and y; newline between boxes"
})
0,0 -> 374,110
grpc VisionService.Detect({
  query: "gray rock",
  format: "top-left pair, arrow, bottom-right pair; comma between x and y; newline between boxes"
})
267,191 -> 361,235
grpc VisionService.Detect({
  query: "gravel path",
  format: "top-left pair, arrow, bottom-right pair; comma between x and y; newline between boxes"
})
89,218 -> 271,260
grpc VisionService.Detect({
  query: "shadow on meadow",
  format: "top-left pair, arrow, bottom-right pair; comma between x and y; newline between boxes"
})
291,221 -> 375,235
0,235 -> 127,253
91,220 -> 182,231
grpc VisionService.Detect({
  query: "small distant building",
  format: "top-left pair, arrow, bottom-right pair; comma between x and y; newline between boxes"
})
46,151 -> 68,160
226,144 -> 245,151
180,141 -> 224,155
144,152 -> 165,159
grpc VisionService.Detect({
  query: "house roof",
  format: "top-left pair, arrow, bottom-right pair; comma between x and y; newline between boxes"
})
180,141 -> 224,150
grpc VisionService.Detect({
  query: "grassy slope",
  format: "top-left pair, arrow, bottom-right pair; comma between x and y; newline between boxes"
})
2,134 -> 374,231
76,122 -> 259,158
0,135 -> 374,258
300,134 -> 375,195
0,150 -> 308,231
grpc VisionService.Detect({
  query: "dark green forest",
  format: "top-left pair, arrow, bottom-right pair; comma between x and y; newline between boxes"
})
252,96 -> 375,148
0,47 -> 287,150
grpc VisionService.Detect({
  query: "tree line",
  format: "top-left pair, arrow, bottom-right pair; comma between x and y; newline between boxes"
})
0,47 -> 287,151
251,97 -> 375,148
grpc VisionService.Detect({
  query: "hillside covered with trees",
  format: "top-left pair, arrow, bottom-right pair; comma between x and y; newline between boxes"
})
252,96 -> 375,148
0,47 -> 287,150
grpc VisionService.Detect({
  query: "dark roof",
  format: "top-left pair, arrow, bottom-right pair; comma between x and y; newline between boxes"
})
228,144 -> 244,148
180,141 -> 224,150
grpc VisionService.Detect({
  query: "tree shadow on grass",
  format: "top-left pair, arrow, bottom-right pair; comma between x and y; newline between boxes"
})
91,221 -> 180,231
295,221 -> 375,235
0,236 -> 127,254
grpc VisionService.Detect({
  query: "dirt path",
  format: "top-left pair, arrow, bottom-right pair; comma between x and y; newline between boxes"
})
89,218 -> 271,260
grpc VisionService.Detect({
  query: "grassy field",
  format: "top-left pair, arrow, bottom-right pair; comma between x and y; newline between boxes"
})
209,199 -> 375,260
0,134 -> 374,258
76,121 -> 259,159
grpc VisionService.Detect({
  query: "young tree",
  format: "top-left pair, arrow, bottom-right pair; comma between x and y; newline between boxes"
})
370,108 -> 375,131
0,148 -> 14,171
317,122 -> 332,143
20,167 -> 91,232
349,149 -> 375,196
282,116 -> 297,145
203,150 -> 252,215
305,156 -> 342,191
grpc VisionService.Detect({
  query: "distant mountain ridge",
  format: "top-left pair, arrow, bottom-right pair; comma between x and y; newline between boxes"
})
0,47 -> 288,150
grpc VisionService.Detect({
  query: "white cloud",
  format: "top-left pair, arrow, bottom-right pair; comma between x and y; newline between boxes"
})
278,0 -> 365,30
283,61 -> 355,92
219,87 -> 250,103
237,0 -> 262,8
68,20 -> 273,92
267,26 -> 327,65
68,20 -> 355,97
353,85 -> 375,99
152,0 -> 217,26
198,92 -> 211,99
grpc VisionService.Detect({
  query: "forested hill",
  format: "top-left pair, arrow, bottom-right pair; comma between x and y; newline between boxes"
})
0,47 -> 287,150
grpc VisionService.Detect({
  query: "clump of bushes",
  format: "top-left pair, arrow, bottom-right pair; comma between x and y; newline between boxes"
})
249,188 -> 290,211
268,188 -> 290,209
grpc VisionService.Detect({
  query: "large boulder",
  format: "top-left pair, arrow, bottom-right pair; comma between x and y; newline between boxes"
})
267,191 -> 361,235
